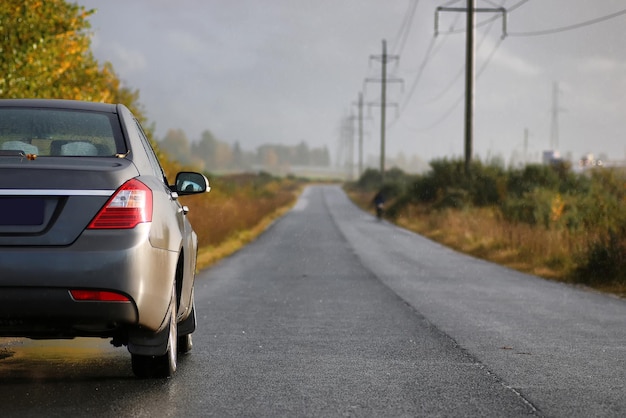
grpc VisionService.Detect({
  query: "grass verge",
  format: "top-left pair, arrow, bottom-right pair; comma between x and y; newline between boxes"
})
348,189 -> 626,298
195,202 -> 295,270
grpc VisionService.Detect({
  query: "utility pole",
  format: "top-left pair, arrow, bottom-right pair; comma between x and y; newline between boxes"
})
464,0 -> 475,175
365,39 -> 401,181
435,2 -> 506,175
550,81 -> 564,151
352,92 -> 373,178
340,114 -> 355,180
353,92 -> 364,177
347,114 -> 355,180
380,40 -> 389,179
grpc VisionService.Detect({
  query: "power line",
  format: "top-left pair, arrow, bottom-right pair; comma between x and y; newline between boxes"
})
391,5 -> 466,119
509,7 -> 626,37
403,34 -> 504,133
398,36 -> 437,115
390,1 -> 413,53
482,0 -> 502,7
391,0 -> 420,56
506,0 -> 530,13
433,12 -> 462,52
418,8 -> 502,107
393,1 -> 503,126
355,0 -> 529,154
439,0 -> 529,34
386,13 -> 461,130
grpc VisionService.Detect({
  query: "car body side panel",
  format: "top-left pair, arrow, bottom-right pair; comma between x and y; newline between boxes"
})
147,176 -> 197,319
118,105 -> 198,323
117,105 -> 157,181
179,226 -> 198,321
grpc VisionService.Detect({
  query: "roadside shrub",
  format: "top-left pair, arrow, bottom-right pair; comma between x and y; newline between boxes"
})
412,174 -> 439,203
507,164 -> 560,197
435,187 -> 470,209
408,158 -> 505,207
428,158 -> 466,191
385,167 -> 411,185
350,167 -> 416,219
469,162 -> 506,206
560,169 -> 625,232
408,158 -> 466,206
575,227 -> 626,285
356,168 -> 383,191
500,188 -> 557,227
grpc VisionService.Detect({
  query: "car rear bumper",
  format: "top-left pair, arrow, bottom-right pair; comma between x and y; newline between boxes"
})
0,223 -> 179,337
0,287 -> 138,338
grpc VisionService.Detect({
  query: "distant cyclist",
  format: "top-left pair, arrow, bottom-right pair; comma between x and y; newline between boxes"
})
372,190 -> 385,219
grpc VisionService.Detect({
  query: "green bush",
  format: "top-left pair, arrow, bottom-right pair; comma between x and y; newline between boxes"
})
470,162 -> 506,206
356,168 -> 383,191
412,175 -> 439,203
435,187 -> 470,209
408,158 -> 504,207
575,227 -> 626,285
500,188 -> 569,228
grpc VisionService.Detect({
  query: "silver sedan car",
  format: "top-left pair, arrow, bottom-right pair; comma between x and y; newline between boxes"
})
0,99 -> 209,378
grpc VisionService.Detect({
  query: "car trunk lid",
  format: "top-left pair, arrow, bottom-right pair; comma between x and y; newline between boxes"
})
0,157 -> 140,246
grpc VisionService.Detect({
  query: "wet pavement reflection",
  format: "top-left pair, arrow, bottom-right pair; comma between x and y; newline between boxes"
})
0,337 -> 195,417
0,337 -> 131,380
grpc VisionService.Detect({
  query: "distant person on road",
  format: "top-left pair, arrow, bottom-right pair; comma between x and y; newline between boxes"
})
372,190 -> 385,219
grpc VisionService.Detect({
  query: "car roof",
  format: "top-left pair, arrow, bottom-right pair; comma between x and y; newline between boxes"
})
0,99 -> 118,113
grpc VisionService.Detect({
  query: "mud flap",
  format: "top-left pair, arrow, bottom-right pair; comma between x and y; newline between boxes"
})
127,307 -> 172,357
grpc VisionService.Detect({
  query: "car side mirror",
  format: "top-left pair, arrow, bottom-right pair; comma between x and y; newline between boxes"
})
173,172 -> 210,195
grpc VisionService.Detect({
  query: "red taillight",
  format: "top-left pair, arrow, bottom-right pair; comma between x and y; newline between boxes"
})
70,290 -> 130,302
88,178 -> 153,229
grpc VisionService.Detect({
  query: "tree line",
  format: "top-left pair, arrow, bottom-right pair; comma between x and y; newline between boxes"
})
158,128 -> 331,173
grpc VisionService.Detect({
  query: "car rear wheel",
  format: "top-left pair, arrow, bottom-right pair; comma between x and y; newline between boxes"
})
131,284 -> 178,378
178,333 -> 193,354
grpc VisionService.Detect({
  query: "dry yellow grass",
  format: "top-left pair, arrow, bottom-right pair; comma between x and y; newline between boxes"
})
159,154 -> 303,270
396,206 -> 573,278
348,190 -> 625,297
194,203 -> 295,270
180,176 -> 302,270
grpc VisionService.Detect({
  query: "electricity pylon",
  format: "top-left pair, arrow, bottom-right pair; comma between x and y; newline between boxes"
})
435,1 -> 507,174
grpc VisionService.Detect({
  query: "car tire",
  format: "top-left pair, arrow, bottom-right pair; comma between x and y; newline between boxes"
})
131,284 -> 178,378
178,333 -> 193,354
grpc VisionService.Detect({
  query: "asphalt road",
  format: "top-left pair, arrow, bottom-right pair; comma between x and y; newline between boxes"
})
0,185 -> 624,417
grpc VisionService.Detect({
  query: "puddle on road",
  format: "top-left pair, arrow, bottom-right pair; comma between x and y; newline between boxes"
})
0,337 -> 132,380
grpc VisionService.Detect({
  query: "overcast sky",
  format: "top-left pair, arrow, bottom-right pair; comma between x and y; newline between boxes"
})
79,0 -> 626,167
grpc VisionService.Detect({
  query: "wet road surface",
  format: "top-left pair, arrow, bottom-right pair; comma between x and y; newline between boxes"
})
1,185 -> 624,417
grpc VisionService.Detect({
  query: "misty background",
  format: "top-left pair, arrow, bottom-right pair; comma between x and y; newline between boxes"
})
79,0 -> 626,174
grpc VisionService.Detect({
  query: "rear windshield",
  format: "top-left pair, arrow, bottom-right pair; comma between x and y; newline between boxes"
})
0,108 -> 124,157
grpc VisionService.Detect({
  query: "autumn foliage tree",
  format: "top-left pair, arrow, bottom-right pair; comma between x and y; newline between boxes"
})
0,0 -> 145,122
